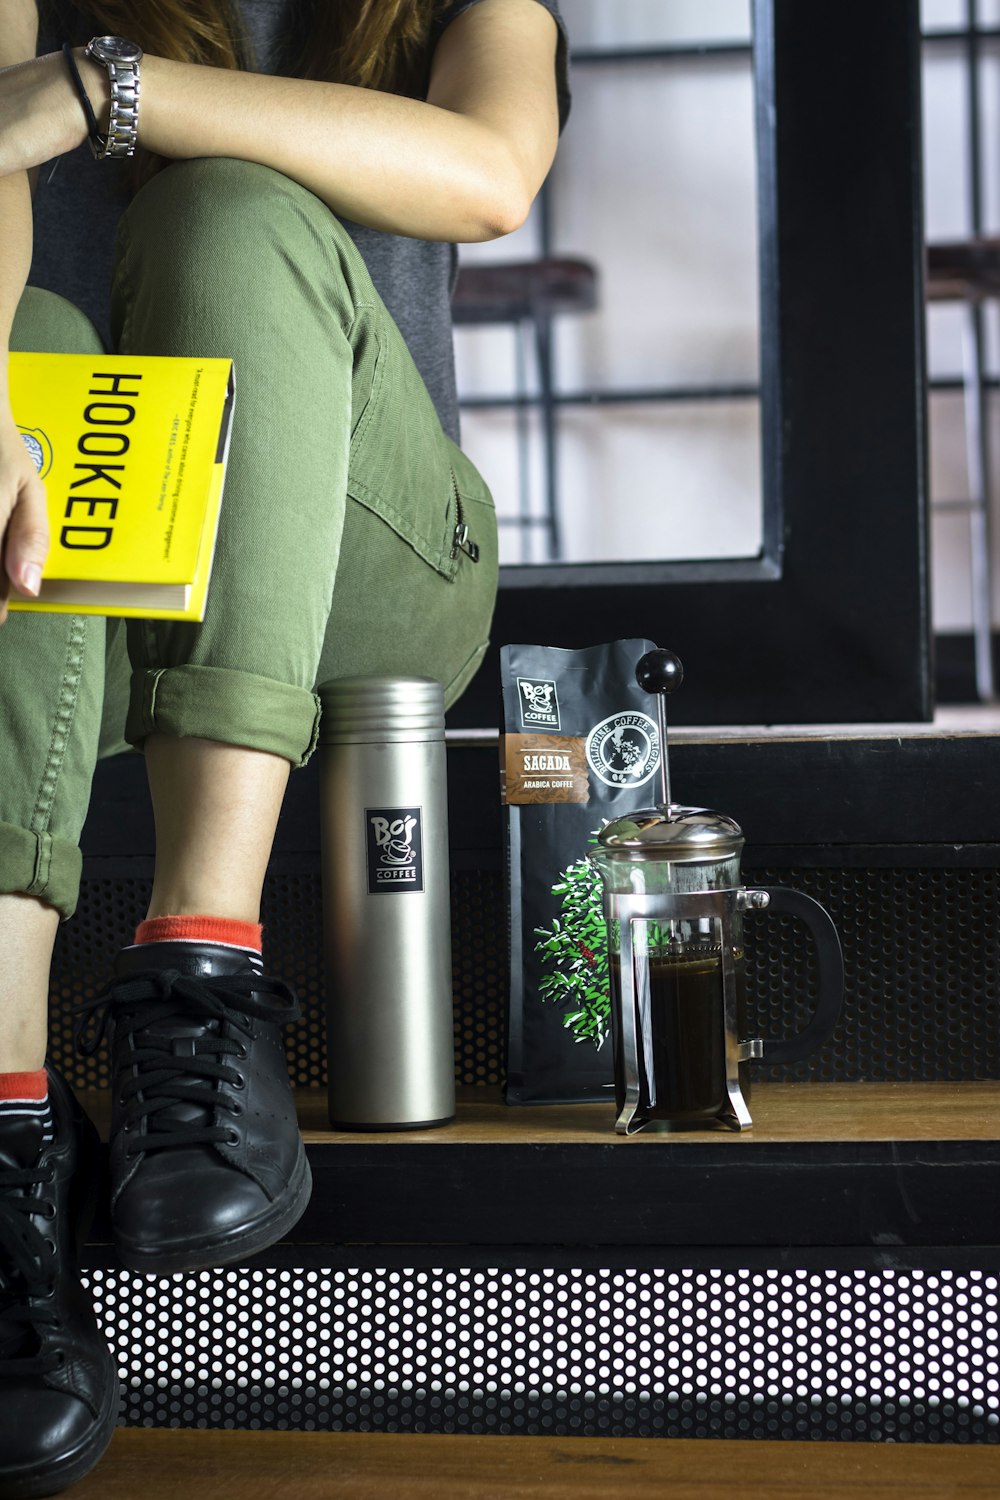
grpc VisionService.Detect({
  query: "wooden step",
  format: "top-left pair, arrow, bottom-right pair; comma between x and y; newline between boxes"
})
78,1082 -> 1000,1262
66,1430 -> 1000,1499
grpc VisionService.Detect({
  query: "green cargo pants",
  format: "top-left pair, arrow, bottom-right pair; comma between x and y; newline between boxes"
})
0,159 -> 498,919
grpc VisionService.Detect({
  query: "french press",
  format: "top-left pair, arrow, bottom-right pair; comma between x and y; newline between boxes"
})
590,649 -> 844,1133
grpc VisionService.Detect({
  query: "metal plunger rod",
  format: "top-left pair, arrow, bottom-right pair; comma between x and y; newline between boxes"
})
635,648 -> 684,811
657,693 -> 670,808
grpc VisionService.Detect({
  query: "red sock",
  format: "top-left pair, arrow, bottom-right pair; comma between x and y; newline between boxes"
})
0,1069 -> 48,1103
134,915 -> 263,953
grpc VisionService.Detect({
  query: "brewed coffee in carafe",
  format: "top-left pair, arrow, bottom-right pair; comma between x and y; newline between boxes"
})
609,921 -> 748,1123
591,649 -> 844,1133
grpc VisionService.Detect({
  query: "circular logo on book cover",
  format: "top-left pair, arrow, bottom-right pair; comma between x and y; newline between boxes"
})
18,427 -> 53,481
585,712 -> 660,788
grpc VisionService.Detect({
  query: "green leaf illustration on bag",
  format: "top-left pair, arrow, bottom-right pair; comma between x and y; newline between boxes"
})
533,843 -> 610,1048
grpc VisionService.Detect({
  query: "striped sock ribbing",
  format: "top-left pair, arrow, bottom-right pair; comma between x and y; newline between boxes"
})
0,1069 -> 53,1146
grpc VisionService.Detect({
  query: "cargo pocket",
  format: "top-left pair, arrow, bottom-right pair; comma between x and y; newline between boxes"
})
346,304 -> 466,581
321,322 -> 498,702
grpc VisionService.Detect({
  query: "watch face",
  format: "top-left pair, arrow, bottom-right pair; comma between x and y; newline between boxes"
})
90,36 -> 143,65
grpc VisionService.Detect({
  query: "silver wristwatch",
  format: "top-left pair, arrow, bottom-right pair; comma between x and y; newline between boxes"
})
84,36 -> 143,159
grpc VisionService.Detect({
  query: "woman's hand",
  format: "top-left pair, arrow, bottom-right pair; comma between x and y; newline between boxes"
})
0,50 -> 102,179
0,407 -> 48,624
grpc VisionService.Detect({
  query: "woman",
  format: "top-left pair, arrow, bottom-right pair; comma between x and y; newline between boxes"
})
0,2 -> 567,1492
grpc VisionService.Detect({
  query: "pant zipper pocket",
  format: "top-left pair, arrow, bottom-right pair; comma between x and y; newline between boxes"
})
450,473 -> 480,563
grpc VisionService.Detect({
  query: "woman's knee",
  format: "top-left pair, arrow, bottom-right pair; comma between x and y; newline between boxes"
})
10,287 -> 104,356
126,158 -> 318,239
113,159 -> 367,328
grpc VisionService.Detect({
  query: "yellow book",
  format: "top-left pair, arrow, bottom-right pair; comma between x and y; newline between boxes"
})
8,352 -> 235,621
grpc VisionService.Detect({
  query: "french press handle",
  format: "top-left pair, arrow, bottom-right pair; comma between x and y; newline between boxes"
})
745,886 -> 845,1065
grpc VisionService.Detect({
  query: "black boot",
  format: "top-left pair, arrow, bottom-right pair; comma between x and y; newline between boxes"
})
0,1069 -> 119,1500
77,941 -> 312,1275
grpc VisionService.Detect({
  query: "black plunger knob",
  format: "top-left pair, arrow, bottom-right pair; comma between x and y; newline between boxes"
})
636,648 -> 684,696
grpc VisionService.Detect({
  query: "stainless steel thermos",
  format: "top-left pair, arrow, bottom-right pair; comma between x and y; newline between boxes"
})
319,676 -> 455,1129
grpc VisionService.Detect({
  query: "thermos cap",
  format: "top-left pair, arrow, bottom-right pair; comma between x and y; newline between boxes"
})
318,675 -> 445,744
597,804 -> 744,859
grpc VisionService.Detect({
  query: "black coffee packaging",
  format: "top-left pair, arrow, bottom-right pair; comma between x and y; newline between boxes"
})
501,639 -> 660,1103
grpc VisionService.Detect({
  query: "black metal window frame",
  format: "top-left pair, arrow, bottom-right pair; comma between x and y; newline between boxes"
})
450,0 -> 931,728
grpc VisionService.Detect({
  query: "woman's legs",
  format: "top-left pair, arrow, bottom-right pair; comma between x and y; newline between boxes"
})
0,288 -> 111,1066
0,896 -> 59,1070
0,160 -> 499,1275
143,737 -> 289,922
112,155 -> 497,921
85,164 -> 335,1264
0,290 -> 122,1500
94,159 -> 376,1269
93,159 -> 496,1269
111,160 -> 360,930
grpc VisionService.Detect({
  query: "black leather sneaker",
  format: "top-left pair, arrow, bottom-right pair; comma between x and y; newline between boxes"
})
77,941 -> 312,1275
0,1068 -> 119,1500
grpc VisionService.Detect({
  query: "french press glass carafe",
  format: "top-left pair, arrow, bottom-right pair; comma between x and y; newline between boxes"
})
590,649 -> 845,1133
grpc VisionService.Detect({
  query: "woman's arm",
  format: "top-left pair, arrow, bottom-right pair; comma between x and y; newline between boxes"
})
0,0 -> 561,243
0,0 -> 47,617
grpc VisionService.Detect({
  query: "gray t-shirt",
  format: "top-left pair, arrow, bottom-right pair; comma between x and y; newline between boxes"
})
30,0 -> 570,444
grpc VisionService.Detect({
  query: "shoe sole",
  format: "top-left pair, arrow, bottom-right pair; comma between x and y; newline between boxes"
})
0,1365 -> 120,1500
113,1142 -> 313,1275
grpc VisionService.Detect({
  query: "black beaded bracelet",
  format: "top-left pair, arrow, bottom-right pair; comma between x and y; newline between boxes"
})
62,42 -> 105,158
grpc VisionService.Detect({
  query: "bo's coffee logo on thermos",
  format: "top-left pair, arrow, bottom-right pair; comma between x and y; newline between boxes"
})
365,806 -> 424,894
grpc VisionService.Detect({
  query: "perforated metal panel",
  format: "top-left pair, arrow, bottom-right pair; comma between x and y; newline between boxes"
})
51,864 -> 1000,1088
84,1266 -> 999,1441
451,868 -> 507,1086
745,865 -> 1000,1082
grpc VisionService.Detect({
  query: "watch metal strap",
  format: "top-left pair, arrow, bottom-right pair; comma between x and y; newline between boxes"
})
84,44 -> 141,159
101,56 -> 140,158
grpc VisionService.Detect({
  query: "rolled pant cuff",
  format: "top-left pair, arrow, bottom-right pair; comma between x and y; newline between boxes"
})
0,821 -> 83,921
126,665 -> 322,767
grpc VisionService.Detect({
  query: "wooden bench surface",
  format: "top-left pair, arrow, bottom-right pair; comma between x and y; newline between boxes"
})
295,1080 -> 1000,1145
79,1080 -> 1000,1146
68,1431 -> 1000,1498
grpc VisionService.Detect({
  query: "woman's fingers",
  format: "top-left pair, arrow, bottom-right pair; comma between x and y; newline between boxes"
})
0,442 -> 48,623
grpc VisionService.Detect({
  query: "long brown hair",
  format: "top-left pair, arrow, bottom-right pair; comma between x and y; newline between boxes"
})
57,1 -> 439,95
